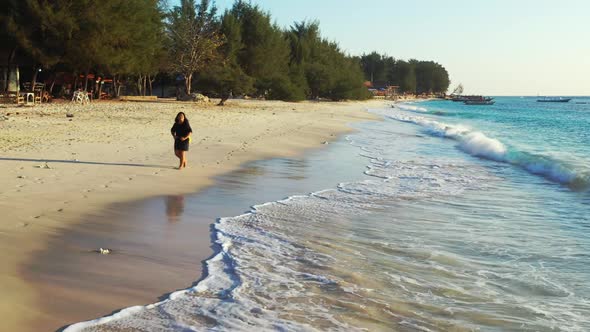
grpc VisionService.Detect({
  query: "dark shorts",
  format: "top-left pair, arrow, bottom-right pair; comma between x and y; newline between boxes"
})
174,139 -> 189,151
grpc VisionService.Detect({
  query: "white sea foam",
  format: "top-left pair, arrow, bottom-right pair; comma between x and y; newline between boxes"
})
458,132 -> 507,161
395,103 -> 428,113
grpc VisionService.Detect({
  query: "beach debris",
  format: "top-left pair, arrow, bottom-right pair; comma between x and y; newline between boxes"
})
34,163 -> 52,169
66,113 -> 74,118
97,248 -> 112,255
322,141 -> 329,145
17,175 -> 25,179
250,307 -> 263,315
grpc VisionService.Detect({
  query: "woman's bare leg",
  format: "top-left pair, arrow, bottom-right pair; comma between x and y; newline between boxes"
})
180,151 -> 187,169
175,150 -> 182,169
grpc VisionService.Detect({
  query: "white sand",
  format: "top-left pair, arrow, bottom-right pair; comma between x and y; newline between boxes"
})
0,98 -> 383,331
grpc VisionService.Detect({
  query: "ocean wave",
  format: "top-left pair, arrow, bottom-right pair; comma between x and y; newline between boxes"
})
394,103 -> 449,116
382,110 -> 589,190
395,103 -> 428,113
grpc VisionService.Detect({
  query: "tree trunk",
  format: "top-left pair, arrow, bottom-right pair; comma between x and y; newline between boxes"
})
148,74 -> 154,96
113,75 -> 118,98
218,97 -> 228,106
49,77 -> 56,94
73,72 -> 78,91
136,75 -> 141,95
83,69 -> 89,91
97,80 -> 103,100
5,47 -> 15,92
143,75 -> 147,96
2,67 -> 7,92
185,73 -> 192,96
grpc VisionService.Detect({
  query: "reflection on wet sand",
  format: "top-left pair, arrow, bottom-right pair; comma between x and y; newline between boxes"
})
22,136 -> 367,331
165,195 -> 185,223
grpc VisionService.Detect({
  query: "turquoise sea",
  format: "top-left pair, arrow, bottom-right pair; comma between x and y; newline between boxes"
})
68,97 -> 590,331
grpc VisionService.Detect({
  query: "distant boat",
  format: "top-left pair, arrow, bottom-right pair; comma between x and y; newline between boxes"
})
452,95 -> 491,102
537,97 -> 571,103
464,99 -> 495,105
462,96 -> 494,105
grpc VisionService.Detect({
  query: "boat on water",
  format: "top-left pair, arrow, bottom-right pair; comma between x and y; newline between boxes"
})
463,96 -> 495,105
464,99 -> 495,105
537,97 -> 571,103
451,95 -> 493,102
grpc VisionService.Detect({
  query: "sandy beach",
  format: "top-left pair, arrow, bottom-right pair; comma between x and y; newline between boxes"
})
0,98 -> 381,331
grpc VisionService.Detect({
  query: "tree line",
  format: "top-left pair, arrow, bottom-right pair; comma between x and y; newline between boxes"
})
359,52 -> 450,94
1,0 -> 448,102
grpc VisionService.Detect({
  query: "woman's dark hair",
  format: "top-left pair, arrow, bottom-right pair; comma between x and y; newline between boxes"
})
175,112 -> 190,127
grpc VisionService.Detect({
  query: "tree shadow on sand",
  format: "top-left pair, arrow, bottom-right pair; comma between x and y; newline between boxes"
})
0,157 -> 175,169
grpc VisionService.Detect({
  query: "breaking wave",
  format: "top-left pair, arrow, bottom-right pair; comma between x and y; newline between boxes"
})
384,107 -> 589,190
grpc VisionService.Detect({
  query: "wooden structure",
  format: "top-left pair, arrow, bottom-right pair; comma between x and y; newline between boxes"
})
23,82 -> 45,104
72,90 -> 91,104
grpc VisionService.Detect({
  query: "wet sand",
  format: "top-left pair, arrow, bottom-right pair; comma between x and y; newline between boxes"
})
0,98 -> 382,331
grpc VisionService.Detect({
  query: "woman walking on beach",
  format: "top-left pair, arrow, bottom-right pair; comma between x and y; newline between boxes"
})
171,112 -> 192,169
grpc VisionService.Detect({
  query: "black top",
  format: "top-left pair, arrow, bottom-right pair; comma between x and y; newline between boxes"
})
171,122 -> 192,138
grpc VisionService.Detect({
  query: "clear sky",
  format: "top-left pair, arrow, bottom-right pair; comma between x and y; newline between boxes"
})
172,0 -> 590,95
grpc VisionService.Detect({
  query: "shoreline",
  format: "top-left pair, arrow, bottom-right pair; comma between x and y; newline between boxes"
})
0,98 -> 383,331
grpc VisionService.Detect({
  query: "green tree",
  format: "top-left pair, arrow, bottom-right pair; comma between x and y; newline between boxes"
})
196,11 -> 254,105
393,60 -> 416,93
227,1 -> 304,100
1,0 -> 78,84
286,21 -> 370,101
167,0 -> 224,95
